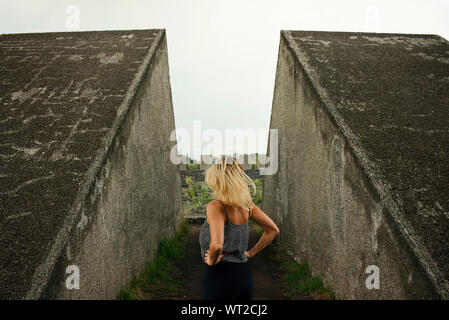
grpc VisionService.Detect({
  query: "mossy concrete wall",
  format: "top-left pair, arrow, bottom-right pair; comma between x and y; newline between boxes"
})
263,30 -> 449,299
0,29 -> 183,299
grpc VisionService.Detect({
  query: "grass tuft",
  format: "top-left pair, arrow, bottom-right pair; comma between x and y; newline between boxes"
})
282,260 -> 335,299
116,219 -> 190,300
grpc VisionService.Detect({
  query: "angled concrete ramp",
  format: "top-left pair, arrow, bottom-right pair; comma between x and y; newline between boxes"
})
0,29 -> 183,299
263,30 -> 449,299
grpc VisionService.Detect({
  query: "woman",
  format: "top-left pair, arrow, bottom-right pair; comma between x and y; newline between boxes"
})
199,155 -> 280,300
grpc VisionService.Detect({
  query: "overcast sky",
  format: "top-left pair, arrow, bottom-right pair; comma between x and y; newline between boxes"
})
1,0 -> 448,159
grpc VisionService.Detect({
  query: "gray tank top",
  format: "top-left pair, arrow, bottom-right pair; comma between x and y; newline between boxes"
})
199,200 -> 250,263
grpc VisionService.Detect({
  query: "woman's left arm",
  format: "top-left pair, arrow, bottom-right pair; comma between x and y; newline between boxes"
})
204,201 -> 226,265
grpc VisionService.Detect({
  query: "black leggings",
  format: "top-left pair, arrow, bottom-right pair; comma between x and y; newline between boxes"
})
202,261 -> 254,300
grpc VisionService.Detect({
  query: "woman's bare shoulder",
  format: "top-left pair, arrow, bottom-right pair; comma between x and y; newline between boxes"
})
206,200 -> 225,219
207,199 -> 221,206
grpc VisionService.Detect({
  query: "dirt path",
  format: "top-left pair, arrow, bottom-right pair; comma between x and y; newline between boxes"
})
145,221 -> 312,300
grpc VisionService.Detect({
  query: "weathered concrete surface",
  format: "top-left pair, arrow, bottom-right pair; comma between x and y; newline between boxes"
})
0,29 -> 183,299
263,30 -> 449,299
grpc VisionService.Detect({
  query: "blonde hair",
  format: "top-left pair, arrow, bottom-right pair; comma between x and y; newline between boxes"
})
205,155 -> 256,211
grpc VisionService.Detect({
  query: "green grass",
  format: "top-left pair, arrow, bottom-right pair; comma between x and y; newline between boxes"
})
116,220 -> 190,300
281,260 -> 335,299
252,178 -> 263,205
185,176 -> 214,206
253,224 -> 264,236
186,163 -> 200,170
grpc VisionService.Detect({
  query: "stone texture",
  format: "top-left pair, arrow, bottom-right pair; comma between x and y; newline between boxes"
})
263,30 -> 449,299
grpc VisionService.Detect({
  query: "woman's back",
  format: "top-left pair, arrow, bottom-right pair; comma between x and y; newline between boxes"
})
199,199 -> 251,263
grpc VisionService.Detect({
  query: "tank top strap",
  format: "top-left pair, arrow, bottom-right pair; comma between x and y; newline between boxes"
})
217,199 -> 229,222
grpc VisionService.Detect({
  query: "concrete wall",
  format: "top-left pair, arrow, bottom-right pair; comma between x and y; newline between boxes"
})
38,31 -> 182,299
263,32 -> 446,299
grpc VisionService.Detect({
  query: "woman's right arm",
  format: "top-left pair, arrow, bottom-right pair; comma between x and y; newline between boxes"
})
246,202 -> 280,258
